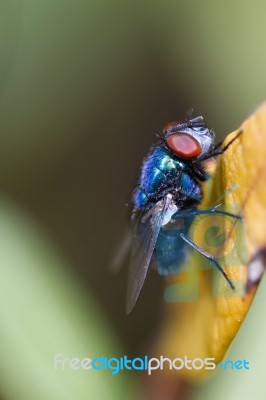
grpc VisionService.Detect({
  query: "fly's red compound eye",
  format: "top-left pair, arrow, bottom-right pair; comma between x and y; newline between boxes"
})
166,132 -> 201,159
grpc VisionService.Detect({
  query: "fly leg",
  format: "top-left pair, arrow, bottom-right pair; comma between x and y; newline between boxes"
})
179,233 -> 235,290
180,204 -> 242,220
192,129 -> 243,163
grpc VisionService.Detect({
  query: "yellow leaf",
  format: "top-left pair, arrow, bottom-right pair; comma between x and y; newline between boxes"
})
155,103 -> 266,381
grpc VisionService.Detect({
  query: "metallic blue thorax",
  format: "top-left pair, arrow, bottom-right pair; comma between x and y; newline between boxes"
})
133,145 -> 202,210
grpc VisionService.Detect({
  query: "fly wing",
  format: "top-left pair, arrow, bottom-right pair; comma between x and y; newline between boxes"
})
126,194 -> 176,313
109,192 -> 136,273
110,228 -> 132,273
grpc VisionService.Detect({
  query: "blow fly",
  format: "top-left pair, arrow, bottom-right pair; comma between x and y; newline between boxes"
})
120,116 -> 241,313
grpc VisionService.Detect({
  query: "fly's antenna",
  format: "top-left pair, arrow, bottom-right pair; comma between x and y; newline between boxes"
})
188,116 -> 207,130
185,108 -> 206,128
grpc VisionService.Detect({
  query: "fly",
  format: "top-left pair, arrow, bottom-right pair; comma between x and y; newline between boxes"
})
119,116 -> 242,313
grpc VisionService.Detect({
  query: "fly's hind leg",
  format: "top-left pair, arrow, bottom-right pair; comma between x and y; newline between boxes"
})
179,233 -> 235,290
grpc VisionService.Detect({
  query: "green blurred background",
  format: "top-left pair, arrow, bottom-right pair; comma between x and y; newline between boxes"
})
0,1 -> 266,399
